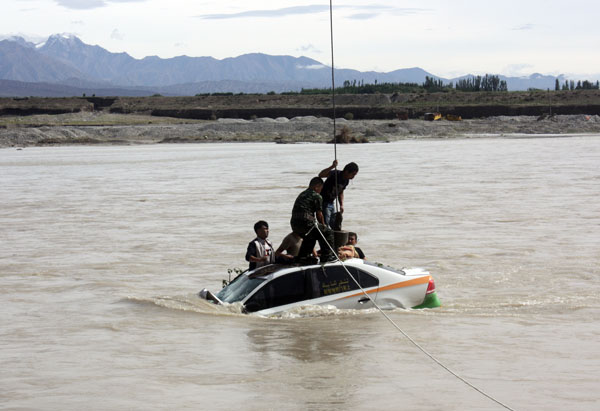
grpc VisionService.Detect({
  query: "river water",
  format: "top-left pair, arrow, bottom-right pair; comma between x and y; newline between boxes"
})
1,137 -> 599,410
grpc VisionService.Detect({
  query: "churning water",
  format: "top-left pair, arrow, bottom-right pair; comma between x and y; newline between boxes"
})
1,137 -> 599,410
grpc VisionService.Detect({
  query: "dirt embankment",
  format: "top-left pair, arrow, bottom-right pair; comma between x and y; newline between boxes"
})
1,111 -> 600,148
1,91 -> 600,147
2,90 -> 600,119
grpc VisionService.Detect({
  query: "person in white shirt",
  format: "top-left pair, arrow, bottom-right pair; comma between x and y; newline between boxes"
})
245,220 -> 275,270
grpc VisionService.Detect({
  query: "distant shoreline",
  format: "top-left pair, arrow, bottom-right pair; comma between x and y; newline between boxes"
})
3,91 -> 600,120
1,112 -> 599,148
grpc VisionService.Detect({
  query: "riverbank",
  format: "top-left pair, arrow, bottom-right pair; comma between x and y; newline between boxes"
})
3,90 -> 600,120
1,111 -> 600,147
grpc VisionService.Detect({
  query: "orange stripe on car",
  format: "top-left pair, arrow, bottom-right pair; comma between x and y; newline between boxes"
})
338,276 -> 430,300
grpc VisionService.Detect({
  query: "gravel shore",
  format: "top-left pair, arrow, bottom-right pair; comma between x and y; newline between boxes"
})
1,112 -> 599,147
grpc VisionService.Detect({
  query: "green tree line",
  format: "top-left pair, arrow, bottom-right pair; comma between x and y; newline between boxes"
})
295,74 -> 508,95
555,79 -> 600,90
297,79 -> 423,95
193,76 -> 599,97
454,74 -> 508,92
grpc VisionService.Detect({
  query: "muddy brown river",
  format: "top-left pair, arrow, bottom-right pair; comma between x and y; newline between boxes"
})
1,137 -> 598,410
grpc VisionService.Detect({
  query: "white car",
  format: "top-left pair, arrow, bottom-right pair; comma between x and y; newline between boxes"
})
199,259 -> 441,315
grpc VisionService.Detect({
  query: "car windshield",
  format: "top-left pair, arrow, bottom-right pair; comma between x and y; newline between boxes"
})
216,274 -> 266,303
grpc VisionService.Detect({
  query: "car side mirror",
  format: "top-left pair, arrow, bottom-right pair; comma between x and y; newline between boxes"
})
244,302 -> 261,313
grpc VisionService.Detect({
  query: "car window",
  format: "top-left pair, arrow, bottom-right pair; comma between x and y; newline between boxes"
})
354,267 -> 379,288
307,265 -> 379,298
245,270 -> 308,312
216,275 -> 266,303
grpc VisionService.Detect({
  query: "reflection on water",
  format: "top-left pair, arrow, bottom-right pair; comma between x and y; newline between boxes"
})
1,138 -> 599,410
247,318 -> 359,362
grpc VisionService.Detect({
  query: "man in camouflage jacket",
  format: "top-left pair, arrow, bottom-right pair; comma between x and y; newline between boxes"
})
290,177 -> 335,263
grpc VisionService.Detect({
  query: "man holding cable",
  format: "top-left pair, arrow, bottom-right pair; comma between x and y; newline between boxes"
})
318,160 -> 359,228
290,176 -> 336,264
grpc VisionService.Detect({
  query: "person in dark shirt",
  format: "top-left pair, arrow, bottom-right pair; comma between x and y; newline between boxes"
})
347,231 -> 365,259
318,160 -> 359,228
245,220 -> 275,270
290,177 -> 335,263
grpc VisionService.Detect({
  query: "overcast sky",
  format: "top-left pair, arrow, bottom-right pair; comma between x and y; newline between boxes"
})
2,0 -> 599,78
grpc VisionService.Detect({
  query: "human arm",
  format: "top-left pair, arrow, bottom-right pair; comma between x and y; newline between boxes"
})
338,191 -> 344,213
249,254 -> 269,263
355,247 -> 365,259
245,241 -> 255,263
316,210 -> 325,225
246,241 -> 269,263
318,160 -> 338,178
274,242 -> 286,257
275,241 -> 294,261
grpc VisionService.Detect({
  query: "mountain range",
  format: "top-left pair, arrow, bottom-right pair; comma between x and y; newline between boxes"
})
0,34 -> 589,97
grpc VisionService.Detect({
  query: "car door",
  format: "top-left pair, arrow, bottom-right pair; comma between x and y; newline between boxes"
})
305,265 -> 379,310
243,270 -> 309,313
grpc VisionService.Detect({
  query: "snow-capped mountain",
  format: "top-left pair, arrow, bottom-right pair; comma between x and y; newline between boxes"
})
1,34 -> 596,96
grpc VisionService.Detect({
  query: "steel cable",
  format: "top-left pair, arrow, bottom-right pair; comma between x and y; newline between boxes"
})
313,224 -> 516,411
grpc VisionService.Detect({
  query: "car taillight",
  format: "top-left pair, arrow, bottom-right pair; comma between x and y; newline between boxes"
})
426,277 -> 436,294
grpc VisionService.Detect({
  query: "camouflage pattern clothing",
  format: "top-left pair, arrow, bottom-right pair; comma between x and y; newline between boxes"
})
290,187 -> 335,261
290,188 -> 323,235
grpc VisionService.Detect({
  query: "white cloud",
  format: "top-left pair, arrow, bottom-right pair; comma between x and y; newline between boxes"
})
512,23 -> 535,31
0,32 -> 47,43
502,64 -> 535,77
110,28 -> 124,40
347,13 -> 379,20
196,4 -> 429,20
297,64 -> 327,70
55,0 -> 106,8
297,44 -> 322,54
197,5 -> 329,19
54,0 -> 147,10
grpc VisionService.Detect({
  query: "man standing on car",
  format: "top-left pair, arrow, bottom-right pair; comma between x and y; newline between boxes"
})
318,160 -> 359,228
245,220 -> 275,270
290,177 -> 336,263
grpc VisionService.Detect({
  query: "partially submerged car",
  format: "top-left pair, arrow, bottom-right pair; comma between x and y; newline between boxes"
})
199,259 -> 441,315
